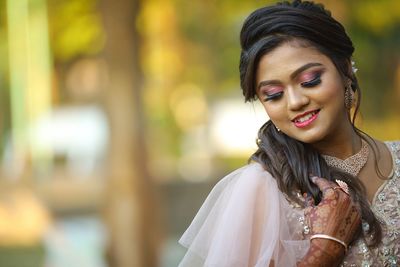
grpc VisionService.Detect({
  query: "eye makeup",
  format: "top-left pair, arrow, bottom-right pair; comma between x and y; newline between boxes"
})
300,71 -> 323,88
260,85 -> 284,102
257,66 -> 324,102
264,92 -> 283,101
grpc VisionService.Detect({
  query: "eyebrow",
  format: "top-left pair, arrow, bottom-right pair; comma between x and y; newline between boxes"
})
257,62 -> 323,90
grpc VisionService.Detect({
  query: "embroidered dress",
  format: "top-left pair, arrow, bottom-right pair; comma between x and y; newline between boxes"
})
178,141 -> 400,267
341,141 -> 400,267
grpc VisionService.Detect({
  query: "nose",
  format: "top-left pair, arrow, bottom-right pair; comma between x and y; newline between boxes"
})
286,87 -> 309,111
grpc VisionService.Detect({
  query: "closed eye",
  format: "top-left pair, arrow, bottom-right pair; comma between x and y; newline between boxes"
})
301,73 -> 322,88
263,91 -> 283,102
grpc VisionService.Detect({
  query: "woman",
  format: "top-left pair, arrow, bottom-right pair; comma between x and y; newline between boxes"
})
179,1 -> 399,266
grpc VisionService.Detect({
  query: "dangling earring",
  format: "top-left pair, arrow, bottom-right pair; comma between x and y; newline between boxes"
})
344,80 -> 354,109
275,125 -> 281,132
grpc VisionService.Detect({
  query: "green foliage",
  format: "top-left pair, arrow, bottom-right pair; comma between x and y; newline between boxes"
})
138,0 -> 400,169
350,0 -> 400,36
347,0 -> 400,118
0,245 -> 45,267
47,0 -> 105,61
0,0 -> 398,176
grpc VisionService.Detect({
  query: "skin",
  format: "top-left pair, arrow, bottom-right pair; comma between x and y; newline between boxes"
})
256,41 -> 352,153
299,176 -> 360,267
256,41 -> 393,266
255,41 -> 392,200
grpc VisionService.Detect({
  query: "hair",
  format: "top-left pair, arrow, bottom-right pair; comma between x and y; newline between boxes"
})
239,0 -> 382,246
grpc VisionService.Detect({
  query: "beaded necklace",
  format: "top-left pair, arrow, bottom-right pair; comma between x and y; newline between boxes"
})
322,139 -> 369,177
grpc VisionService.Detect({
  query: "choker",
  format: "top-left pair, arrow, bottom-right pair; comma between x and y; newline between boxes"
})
322,139 -> 369,177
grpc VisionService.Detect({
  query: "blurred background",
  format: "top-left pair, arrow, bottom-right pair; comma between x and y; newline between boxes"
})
0,0 -> 399,266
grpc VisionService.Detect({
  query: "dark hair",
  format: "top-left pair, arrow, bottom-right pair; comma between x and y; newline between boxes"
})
239,0 -> 382,246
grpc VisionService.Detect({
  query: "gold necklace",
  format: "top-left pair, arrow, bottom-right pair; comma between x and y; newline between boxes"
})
322,139 -> 369,177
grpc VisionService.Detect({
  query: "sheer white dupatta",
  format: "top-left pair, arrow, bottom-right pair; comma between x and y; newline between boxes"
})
178,163 -> 309,267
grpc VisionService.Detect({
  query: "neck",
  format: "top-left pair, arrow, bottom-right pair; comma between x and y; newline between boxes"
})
312,125 -> 362,160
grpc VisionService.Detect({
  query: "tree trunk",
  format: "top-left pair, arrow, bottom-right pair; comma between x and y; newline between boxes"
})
99,0 -> 159,266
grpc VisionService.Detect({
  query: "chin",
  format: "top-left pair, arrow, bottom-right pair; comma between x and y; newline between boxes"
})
285,128 -> 326,144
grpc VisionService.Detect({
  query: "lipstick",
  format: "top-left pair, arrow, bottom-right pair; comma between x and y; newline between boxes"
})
292,110 -> 320,128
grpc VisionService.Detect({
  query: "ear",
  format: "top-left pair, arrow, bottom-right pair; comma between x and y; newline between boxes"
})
345,59 -> 353,78
344,59 -> 358,92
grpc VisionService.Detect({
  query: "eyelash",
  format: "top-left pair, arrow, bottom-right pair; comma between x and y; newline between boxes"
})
263,73 -> 322,102
264,92 -> 283,102
301,73 -> 322,88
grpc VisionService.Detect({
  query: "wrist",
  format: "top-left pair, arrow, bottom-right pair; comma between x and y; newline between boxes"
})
310,234 -> 347,255
298,239 -> 345,267
311,238 -> 345,256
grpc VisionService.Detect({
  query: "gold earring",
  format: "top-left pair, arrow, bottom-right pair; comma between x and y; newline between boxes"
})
344,80 -> 354,109
256,138 -> 262,146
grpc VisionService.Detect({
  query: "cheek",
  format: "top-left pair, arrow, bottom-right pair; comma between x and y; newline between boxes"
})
261,102 -> 285,121
319,80 -> 344,104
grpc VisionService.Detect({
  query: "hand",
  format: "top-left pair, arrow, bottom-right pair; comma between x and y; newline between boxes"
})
298,176 -> 361,266
305,176 -> 361,246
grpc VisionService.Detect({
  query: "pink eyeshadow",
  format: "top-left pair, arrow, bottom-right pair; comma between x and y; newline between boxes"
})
263,86 -> 283,95
299,71 -> 318,83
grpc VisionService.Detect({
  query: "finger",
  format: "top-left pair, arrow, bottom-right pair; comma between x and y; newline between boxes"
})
304,206 -> 313,217
332,186 -> 350,201
303,195 -> 315,217
335,179 -> 350,195
310,176 -> 336,197
323,187 -> 338,200
304,195 -> 315,207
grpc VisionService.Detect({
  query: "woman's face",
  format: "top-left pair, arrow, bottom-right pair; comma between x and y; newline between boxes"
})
256,41 -> 349,144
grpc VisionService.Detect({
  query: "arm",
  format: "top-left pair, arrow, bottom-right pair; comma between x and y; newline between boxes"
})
268,240 -> 344,267
269,241 -> 343,267
298,239 -> 345,267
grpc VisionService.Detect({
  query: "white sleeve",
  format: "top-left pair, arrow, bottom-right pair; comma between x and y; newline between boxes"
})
178,163 -> 309,267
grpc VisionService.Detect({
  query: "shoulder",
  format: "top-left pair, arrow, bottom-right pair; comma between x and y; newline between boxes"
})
181,162 -> 281,234
383,140 -> 400,165
384,140 -> 400,176
211,162 -> 278,198
384,140 -> 400,153
179,163 -> 286,266
179,162 -> 304,267
219,161 -> 270,180
368,139 -> 399,177
187,162 -> 278,217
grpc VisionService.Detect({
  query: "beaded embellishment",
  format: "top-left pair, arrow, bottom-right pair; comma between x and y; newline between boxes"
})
322,139 -> 369,177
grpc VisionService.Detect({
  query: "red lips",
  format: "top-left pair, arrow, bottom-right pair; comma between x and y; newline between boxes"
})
292,109 -> 320,122
292,109 -> 320,128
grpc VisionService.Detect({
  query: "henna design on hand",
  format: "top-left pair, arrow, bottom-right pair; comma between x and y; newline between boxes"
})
298,176 -> 362,266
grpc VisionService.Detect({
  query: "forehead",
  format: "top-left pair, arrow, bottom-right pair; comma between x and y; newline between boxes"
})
256,41 -> 332,80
